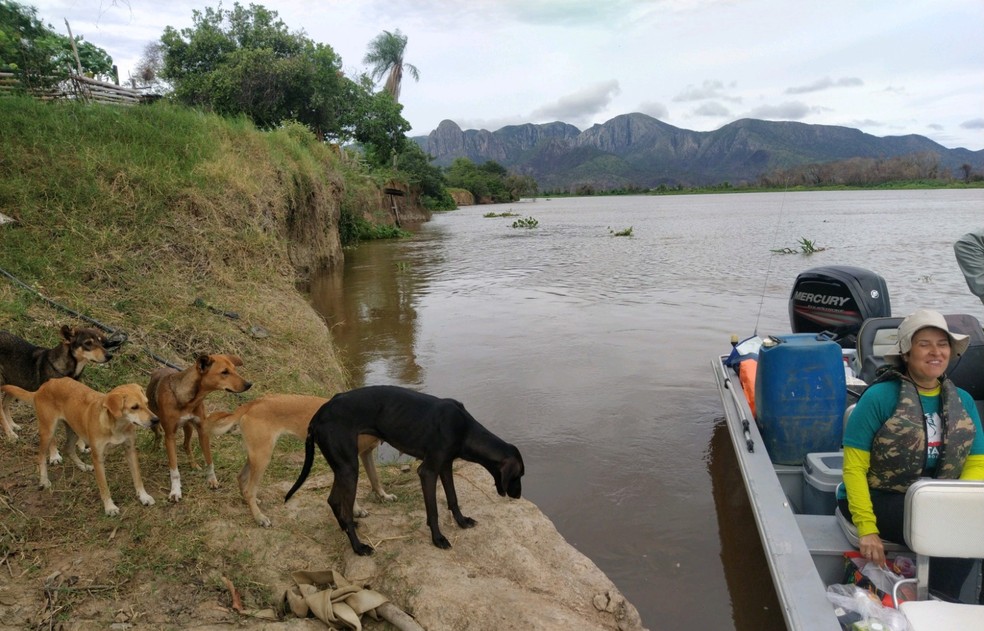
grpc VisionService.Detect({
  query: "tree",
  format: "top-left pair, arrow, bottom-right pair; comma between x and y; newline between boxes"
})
0,0 -> 113,89
160,3 -> 373,141
363,29 -> 418,102
353,87 -> 411,165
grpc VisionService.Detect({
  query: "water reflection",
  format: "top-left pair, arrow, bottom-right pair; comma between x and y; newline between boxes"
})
708,419 -> 786,631
309,239 -> 426,386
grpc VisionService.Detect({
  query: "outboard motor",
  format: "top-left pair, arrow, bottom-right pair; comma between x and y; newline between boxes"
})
789,266 -> 891,348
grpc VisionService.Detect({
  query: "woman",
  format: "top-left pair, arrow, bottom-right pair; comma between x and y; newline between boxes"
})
839,308 -> 984,602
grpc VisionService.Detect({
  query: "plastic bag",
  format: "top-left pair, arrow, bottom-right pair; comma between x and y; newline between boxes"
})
825,584 -> 908,631
843,551 -> 914,607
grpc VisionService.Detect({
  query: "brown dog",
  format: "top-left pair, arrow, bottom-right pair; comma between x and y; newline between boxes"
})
207,393 -> 395,527
1,378 -> 158,515
0,325 -> 113,442
146,354 -> 252,501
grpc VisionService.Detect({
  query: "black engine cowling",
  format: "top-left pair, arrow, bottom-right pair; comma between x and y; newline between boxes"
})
789,266 -> 891,347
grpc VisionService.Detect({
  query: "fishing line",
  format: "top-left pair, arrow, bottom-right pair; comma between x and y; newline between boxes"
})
753,180 -> 790,336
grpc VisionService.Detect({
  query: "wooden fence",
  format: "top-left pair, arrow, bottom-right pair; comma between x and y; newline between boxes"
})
0,72 -> 146,106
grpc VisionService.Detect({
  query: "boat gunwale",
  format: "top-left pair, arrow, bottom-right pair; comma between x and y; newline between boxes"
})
712,356 -> 843,631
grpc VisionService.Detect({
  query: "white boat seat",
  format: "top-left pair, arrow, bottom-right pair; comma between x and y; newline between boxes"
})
833,505 -> 908,552
896,480 -> 984,631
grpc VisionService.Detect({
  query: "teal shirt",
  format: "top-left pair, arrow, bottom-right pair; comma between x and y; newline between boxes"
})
837,380 -> 984,499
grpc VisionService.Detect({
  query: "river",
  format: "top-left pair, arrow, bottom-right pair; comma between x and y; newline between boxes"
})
308,189 -> 984,630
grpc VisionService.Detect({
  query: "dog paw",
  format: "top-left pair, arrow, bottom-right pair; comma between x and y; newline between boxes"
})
380,492 -> 397,502
169,491 -> 183,502
39,480 -> 51,490
255,515 -> 272,528
104,503 -> 120,516
432,535 -> 452,550
207,478 -> 220,490
354,543 -> 375,556
139,493 -> 155,506
78,463 -> 94,472
457,516 -> 477,529
49,453 -> 63,465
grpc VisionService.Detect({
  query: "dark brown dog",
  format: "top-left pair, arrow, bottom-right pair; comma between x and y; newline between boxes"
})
284,385 -> 524,555
0,325 -> 113,442
146,354 -> 252,501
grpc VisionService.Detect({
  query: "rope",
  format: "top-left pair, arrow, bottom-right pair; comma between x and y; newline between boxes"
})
753,180 -> 790,337
0,265 -> 182,370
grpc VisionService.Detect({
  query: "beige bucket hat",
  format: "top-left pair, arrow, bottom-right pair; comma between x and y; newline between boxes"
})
884,308 -> 970,366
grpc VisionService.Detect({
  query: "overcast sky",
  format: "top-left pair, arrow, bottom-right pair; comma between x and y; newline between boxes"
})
26,0 -> 984,150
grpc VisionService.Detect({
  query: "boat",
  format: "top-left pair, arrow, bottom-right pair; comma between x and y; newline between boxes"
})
712,265 -> 984,630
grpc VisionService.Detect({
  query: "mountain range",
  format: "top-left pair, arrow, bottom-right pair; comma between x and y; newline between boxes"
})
412,114 -> 984,191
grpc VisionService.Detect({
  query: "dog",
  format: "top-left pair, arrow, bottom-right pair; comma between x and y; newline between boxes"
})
284,385 -> 524,555
207,393 -> 396,527
1,378 -> 158,515
0,325 -> 113,442
146,354 -> 252,501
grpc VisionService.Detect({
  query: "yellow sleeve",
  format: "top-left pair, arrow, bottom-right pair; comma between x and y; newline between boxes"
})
843,446 -> 879,537
960,453 -> 984,480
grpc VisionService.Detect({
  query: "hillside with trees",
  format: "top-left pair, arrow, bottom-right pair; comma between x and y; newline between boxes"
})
414,114 -> 984,193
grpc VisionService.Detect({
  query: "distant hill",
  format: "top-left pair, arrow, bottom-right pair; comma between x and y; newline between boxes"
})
412,114 -> 984,191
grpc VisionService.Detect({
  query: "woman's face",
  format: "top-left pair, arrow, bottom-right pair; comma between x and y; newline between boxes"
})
904,327 -> 951,384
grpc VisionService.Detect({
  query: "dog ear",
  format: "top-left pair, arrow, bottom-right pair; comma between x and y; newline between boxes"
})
196,355 -> 213,373
228,355 -> 244,367
60,325 -> 74,343
104,392 -> 125,418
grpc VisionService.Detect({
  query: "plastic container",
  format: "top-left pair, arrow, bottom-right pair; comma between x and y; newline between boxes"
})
802,451 -> 843,515
755,333 -> 847,465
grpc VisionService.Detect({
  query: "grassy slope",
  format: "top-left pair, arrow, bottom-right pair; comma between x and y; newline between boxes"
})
0,97 -> 359,626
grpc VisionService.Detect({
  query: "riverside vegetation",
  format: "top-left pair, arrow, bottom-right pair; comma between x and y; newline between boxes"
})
0,97 -> 645,630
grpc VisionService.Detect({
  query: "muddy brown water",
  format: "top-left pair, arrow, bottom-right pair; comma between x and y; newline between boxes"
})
308,190 -> 984,630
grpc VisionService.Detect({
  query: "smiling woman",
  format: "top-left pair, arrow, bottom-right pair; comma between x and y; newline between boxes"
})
839,308 -> 984,600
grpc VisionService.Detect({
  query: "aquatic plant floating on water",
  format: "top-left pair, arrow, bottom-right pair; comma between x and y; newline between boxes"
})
483,211 -> 520,218
771,237 -> 827,255
511,216 -> 539,229
608,226 -> 633,237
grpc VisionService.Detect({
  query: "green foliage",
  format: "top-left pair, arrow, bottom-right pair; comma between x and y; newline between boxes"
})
608,226 -> 633,236
354,88 -> 411,165
0,0 -> 113,88
445,157 -> 533,203
771,237 -> 827,255
339,213 -> 411,245
511,216 -> 539,229
394,143 -> 454,209
158,2 -> 407,147
483,212 -> 520,218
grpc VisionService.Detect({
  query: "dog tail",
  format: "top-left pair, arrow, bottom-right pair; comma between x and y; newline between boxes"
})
204,409 -> 240,437
0,384 -> 35,403
284,425 -> 317,502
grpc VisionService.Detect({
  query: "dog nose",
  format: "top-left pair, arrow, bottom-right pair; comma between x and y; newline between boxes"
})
151,416 -> 160,426
243,381 -> 253,391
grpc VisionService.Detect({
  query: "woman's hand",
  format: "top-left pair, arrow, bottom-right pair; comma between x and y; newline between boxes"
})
859,533 -> 886,567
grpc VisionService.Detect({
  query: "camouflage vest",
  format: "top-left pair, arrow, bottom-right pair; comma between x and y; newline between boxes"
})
867,374 -> 976,493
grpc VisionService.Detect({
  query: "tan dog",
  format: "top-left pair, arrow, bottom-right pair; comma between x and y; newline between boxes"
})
1,378 -> 158,516
146,354 -> 252,501
207,393 -> 396,527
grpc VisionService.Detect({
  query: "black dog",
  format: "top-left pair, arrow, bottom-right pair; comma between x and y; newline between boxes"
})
0,325 -> 114,441
285,385 -> 524,555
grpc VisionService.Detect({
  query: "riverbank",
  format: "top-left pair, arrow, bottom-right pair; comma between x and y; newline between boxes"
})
0,97 -> 646,629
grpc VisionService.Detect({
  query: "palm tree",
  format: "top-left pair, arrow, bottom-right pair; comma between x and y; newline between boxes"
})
363,29 -> 419,103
